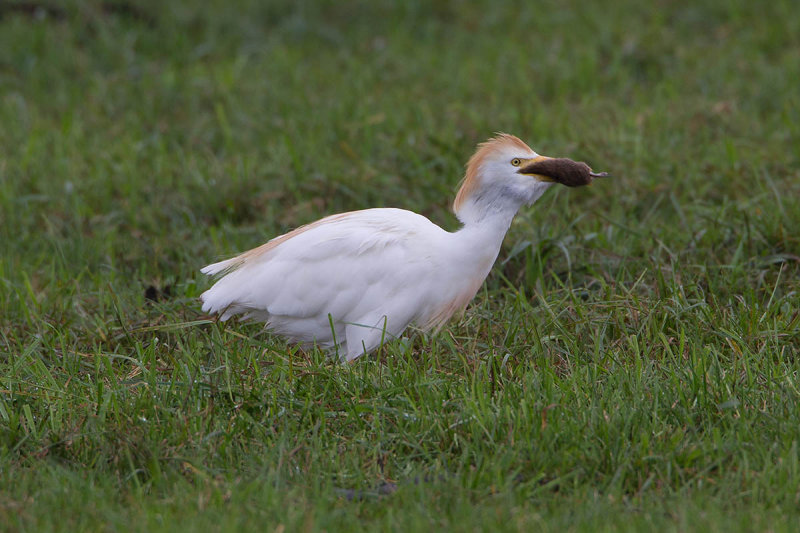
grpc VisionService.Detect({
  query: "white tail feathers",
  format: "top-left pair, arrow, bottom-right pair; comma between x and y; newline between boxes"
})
200,256 -> 242,277
200,257 -> 250,320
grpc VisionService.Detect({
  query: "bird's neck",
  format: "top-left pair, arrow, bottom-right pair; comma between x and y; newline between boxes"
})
452,199 -> 520,275
457,205 -> 517,237
453,178 -> 550,228
454,188 -> 524,229
450,181 -> 549,271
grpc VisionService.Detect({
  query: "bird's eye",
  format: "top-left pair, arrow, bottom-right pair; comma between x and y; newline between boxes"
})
511,158 -> 521,167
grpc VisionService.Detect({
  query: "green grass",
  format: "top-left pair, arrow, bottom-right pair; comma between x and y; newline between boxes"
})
1,0 -> 800,530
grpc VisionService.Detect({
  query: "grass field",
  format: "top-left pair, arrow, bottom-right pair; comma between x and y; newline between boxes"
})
1,0 -> 799,530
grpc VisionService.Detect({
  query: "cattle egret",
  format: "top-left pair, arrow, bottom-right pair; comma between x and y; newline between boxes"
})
200,134 -> 608,361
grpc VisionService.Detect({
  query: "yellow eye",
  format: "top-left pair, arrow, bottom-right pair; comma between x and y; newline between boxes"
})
511,158 -> 521,167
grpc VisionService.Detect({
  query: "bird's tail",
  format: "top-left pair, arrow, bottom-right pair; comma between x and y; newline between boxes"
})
200,256 -> 252,320
200,256 -> 243,277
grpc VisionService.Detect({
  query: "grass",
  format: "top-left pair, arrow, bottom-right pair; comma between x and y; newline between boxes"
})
1,0 -> 799,530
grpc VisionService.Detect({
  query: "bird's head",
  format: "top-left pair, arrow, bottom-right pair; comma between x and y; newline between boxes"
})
453,133 -> 608,223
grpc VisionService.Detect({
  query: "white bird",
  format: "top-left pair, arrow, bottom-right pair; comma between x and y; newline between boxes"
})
200,134 -> 607,361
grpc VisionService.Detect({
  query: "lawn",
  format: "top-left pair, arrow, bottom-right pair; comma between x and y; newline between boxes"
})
1,0 -> 799,531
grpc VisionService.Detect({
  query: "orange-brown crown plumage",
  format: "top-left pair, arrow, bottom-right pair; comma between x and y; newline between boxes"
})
452,133 -> 534,214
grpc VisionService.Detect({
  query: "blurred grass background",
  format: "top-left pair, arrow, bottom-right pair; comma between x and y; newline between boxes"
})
1,0 -> 799,531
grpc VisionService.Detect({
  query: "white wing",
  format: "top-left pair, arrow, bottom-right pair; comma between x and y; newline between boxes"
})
200,208 -> 464,360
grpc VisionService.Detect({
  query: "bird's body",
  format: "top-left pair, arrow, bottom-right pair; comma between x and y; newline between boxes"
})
201,207 -> 501,358
201,134 -> 607,360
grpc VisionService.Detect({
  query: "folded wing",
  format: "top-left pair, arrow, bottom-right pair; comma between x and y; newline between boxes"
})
200,208 -> 451,358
